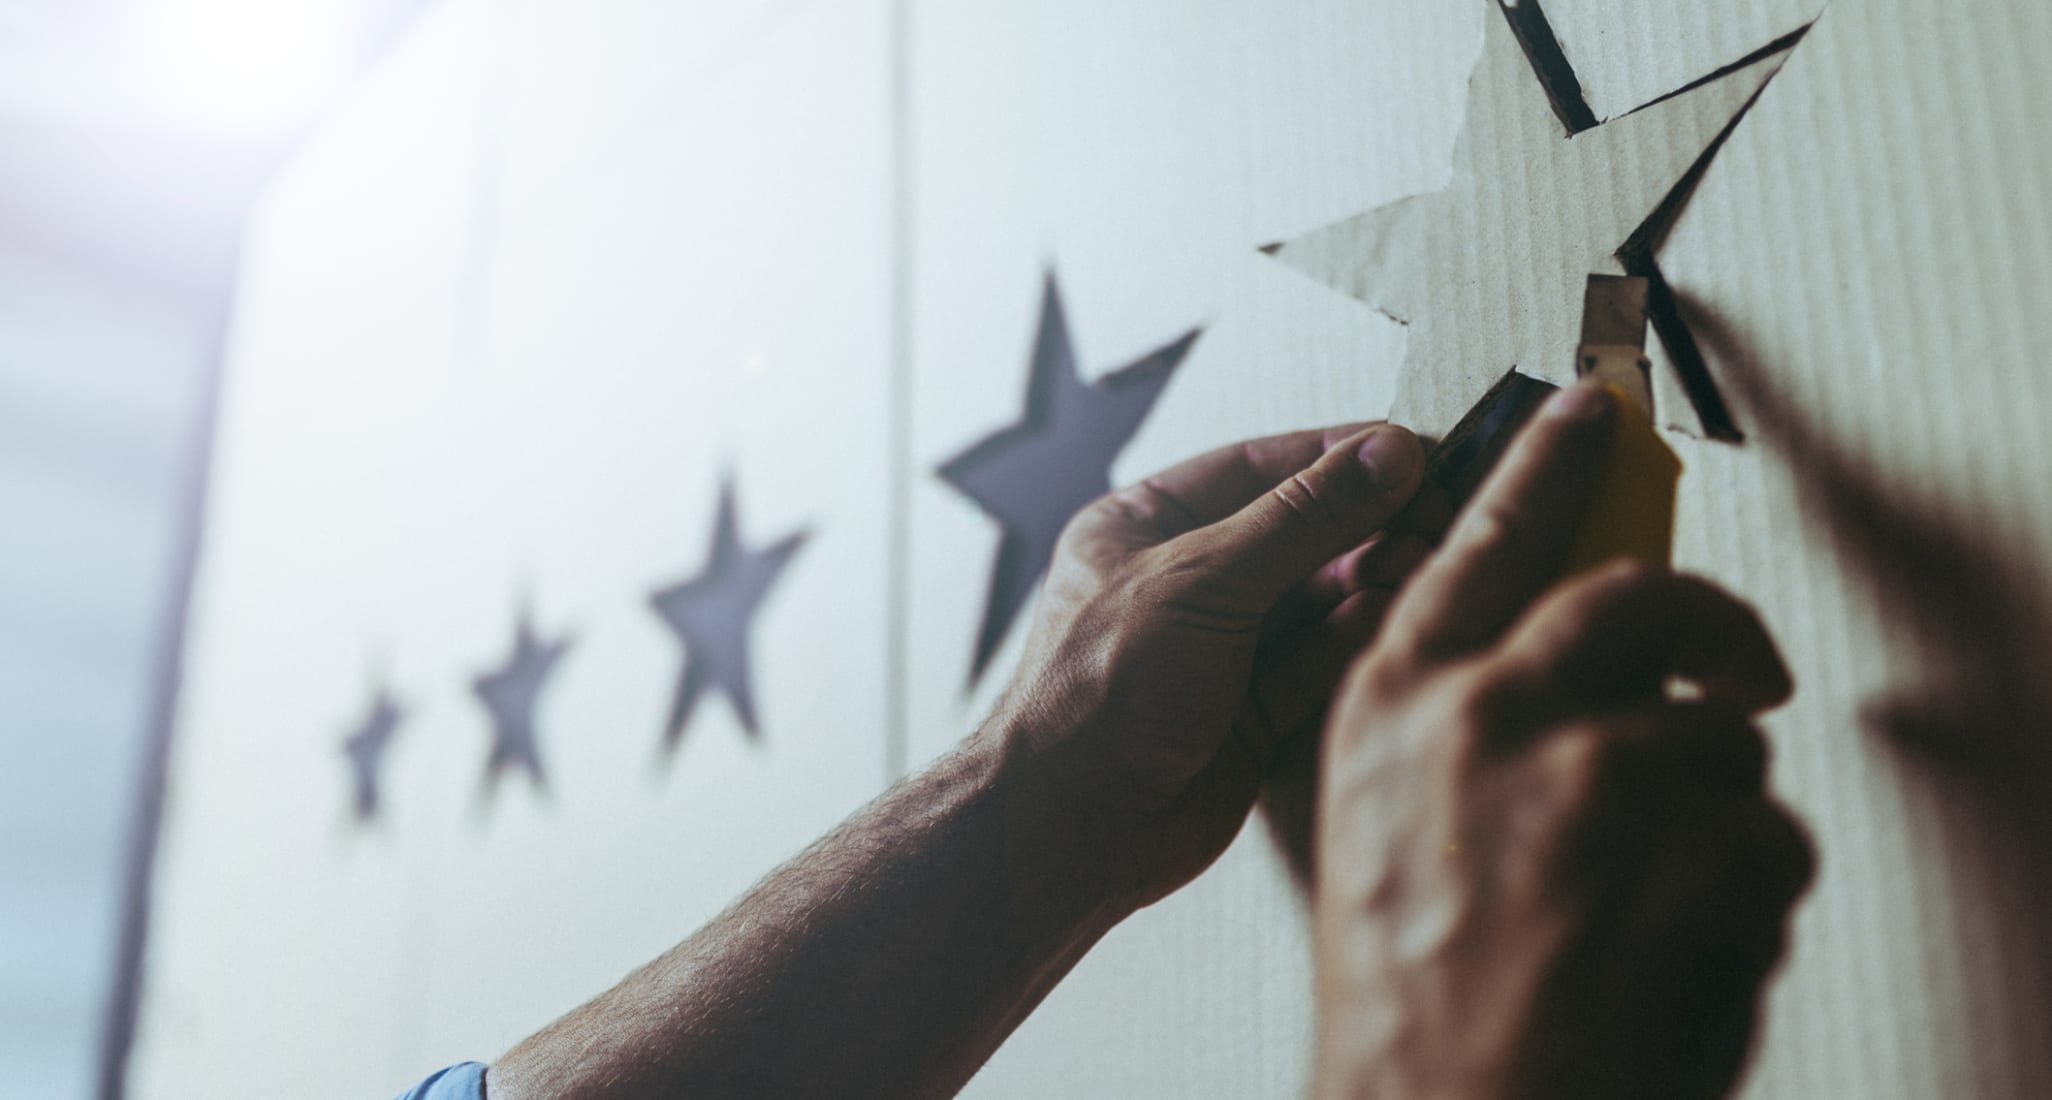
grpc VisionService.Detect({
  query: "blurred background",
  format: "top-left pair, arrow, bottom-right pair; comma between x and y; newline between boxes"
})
6,2 -> 1421,1094
0,2 -> 422,1092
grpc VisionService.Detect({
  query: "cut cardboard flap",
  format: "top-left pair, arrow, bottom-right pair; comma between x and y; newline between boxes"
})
1268,3 -> 1785,440
1539,0 -> 1824,122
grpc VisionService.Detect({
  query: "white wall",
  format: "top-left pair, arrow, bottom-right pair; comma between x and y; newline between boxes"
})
0,250 -> 215,1098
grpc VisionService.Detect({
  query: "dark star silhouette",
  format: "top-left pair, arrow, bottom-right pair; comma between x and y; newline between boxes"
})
649,480 -> 808,755
472,610 -> 572,796
938,273 -> 1199,684
341,690 -> 403,822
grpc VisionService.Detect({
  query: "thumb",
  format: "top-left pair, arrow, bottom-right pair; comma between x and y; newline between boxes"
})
1177,424 -> 1424,607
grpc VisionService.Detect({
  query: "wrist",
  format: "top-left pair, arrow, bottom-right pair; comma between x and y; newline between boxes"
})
965,716 -> 1151,924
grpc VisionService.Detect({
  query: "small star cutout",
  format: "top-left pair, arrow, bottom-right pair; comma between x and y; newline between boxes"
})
472,610 -> 572,796
938,273 -> 1199,683
1266,2 -> 1790,438
649,480 -> 808,755
341,690 -> 403,822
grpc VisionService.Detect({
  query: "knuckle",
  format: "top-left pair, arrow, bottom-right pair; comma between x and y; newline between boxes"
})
1063,491 -> 1123,535
1112,480 -> 1198,535
1754,804 -> 1818,895
1454,676 -> 1517,739
1445,497 -> 1521,557
1348,644 -> 1423,706
1534,726 -> 1610,806
1112,553 -> 1179,611
1053,501 -> 1121,562
1701,800 -> 1817,909
1271,468 -> 1344,535
1126,543 -> 1211,602
1532,721 -> 1652,813
1451,666 -> 1543,749
1592,555 -> 1662,589
1368,611 -> 1436,669
1721,721 -> 1772,788
1569,556 -> 1668,610
1087,491 -> 1153,538
1547,558 -> 1665,623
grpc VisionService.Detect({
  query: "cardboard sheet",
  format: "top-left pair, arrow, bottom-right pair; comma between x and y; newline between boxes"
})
132,0 -> 2052,1097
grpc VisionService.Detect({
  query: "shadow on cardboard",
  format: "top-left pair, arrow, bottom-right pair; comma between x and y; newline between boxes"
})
1685,290 -> 2052,1067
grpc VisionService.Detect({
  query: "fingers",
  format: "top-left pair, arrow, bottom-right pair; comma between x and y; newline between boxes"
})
1594,794 -> 1812,1100
1537,704 -> 1772,801
1105,422 -> 1378,540
1493,563 -> 1792,715
1254,587 -> 1403,739
1533,711 -> 1812,943
1272,528 -> 1436,639
1170,424 -> 1426,607
1384,381 -> 1619,662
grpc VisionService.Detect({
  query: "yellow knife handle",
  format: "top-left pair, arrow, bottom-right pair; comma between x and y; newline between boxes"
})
1560,384 -> 1681,573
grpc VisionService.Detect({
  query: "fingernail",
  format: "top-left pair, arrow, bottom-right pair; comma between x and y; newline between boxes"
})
1356,426 -> 1420,490
1545,382 -> 1615,423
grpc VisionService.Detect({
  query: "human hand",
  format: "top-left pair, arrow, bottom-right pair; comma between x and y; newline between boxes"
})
980,421 -> 1438,909
1313,384 -> 1814,1100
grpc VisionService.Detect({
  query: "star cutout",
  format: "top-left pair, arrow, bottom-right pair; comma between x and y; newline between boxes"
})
649,480 -> 807,755
472,610 -> 572,796
341,689 -> 403,822
1266,1 -> 1789,439
938,273 -> 1199,683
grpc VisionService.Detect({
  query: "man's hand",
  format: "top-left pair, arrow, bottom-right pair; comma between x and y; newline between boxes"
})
490,419 -> 1438,1100
1314,384 -> 1814,1100
983,420 -> 1434,907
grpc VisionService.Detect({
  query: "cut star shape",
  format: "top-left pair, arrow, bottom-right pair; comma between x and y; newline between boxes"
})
472,610 -> 572,796
938,273 -> 1199,684
1266,1 -> 1790,440
649,480 -> 807,755
341,689 -> 403,822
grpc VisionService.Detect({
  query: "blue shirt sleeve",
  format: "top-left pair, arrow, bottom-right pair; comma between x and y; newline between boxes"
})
393,1062 -> 487,1100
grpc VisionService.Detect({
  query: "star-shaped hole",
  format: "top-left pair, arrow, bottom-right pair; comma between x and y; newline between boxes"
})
340,688 -> 403,823
649,479 -> 808,758
472,608 -> 573,800
937,272 -> 1199,685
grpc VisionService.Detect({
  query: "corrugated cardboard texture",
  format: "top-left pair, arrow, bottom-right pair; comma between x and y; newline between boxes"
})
1268,4 -> 1778,440
132,0 -> 2052,1097
1542,0 -> 1824,121
1656,0 -> 2052,1094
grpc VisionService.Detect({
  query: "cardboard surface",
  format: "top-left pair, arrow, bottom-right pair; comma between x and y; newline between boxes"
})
1653,0 -> 2052,1093
133,0 -> 2052,1096
1268,3 -> 1781,441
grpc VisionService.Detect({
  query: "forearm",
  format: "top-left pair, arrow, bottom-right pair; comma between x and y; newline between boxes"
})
489,730 -> 1134,1100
